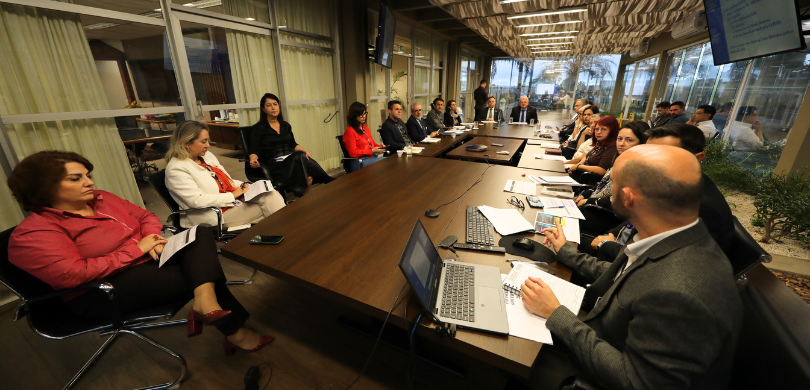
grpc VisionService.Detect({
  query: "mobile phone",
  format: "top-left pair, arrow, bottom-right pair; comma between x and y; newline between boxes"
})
249,235 -> 284,245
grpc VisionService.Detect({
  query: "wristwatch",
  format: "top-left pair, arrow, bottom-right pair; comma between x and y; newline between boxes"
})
597,240 -> 608,249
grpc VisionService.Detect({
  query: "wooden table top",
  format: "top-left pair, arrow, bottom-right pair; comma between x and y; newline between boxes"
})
135,118 -> 174,123
518,145 -> 567,173
220,157 -> 572,377
445,136 -> 523,163
206,121 -> 241,128
118,129 -> 173,145
413,134 -> 469,157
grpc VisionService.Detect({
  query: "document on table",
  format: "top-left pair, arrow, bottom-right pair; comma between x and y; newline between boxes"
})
243,180 -> 274,202
159,225 -> 198,267
527,139 -> 544,145
534,213 -> 581,244
501,274 -> 554,345
481,120 -> 497,123
504,179 -> 537,195
537,196 -> 586,219
538,142 -> 561,148
536,175 -> 580,186
420,137 -> 441,143
504,262 -> 585,314
534,154 -> 566,161
477,205 -> 534,236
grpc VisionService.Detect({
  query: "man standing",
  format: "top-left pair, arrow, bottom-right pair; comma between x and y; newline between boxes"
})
474,80 -> 488,121
405,103 -> 437,143
379,100 -> 412,154
687,105 -> 718,138
669,101 -> 689,123
509,96 -> 538,123
483,96 -> 502,121
650,101 -> 673,128
525,144 -> 742,390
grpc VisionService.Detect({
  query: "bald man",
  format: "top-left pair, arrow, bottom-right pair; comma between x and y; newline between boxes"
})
522,145 -> 742,390
509,96 -> 538,124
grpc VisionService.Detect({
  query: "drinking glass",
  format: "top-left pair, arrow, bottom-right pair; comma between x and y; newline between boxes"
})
529,119 -> 536,127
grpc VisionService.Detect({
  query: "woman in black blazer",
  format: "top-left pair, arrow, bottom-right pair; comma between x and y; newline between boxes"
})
443,100 -> 462,127
248,93 -> 334,197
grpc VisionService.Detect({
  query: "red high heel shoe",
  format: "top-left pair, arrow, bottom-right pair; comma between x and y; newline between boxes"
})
187,309 -> 232,337
223,335 -> 274,356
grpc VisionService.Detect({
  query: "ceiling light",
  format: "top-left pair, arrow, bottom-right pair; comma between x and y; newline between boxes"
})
245,17 -> 255,20
532,50 -> 572,53
182,0 -> 221,8
526,36 -> 576,41
499,0 -> 528,4
508,6 -> 587,20
520,31 -> 578,37
527,43 -> 571,47
154,8 -> 161,11
83,22 -> 118,30
278,25 -> 287,28
517,20 -> 582,28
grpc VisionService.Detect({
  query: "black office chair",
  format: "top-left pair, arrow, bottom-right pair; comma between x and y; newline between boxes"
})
236,126 -> 287,202
335,135 -> 361,173
146,170 -> 256,285
730,285 -> 810,389
727,216 -> 772,284
0,226 -> 187,390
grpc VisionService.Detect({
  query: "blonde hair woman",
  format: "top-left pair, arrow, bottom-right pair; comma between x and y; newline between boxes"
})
165,121 -> 285,228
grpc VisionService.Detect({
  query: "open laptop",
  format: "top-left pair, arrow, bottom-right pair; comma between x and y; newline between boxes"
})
397,219 -> 509,335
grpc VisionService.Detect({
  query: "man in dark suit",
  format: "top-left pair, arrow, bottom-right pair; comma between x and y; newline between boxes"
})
480,96 -> 502,122
509,96 -> 538,123
379,100 -> 412,154
473,80 -> 488,121
593,123 -> 735,263
650,101 -> 673,128
524,144 -> 742,390
669,101 -> 689,124
405,103 -> 436,143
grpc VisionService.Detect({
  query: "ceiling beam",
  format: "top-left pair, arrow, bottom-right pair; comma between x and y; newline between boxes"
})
445,30 -> 481,37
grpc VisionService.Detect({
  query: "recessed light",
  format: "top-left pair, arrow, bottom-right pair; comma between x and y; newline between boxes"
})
526,36 -> 576,41
508,6 -> 587,20
527,43 -> 571,46
520,31 -> 578,37
498,0 -> 528,3
183,3 -> 194,6
278,25 -> 287,28
531,50 -> 572,53
154,8 -> 161,11
245,17 -> 255,20
517,20 -> 582,28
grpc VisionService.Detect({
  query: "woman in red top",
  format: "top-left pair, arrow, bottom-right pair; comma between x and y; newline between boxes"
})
7,151 -> 271,355
342,101 -> 388,172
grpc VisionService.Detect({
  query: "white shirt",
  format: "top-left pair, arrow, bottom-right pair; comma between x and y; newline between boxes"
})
728,121 -> 762,151
615,219 -> 700,280
696,120 -> 717,139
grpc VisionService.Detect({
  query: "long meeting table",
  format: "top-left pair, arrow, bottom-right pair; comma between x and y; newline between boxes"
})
220,157 -> 574,377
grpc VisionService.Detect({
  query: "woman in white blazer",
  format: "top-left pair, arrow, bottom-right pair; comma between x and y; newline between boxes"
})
165,121 -> 285,228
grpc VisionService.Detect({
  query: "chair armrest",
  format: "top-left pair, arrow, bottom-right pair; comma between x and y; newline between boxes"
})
15,280 -> 117,321
582,203 -> 611,213
167,206 -> 224,239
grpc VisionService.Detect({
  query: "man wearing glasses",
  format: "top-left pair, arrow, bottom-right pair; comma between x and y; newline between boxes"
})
406,103 -> 437,142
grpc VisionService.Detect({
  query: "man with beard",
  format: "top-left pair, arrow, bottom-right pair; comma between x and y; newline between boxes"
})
520,144 -> 742,390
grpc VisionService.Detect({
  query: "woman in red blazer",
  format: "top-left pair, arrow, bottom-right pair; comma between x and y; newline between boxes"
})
342,102 -> 388,172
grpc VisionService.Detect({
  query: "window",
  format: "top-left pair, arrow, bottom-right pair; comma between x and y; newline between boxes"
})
621,56 -> 660,121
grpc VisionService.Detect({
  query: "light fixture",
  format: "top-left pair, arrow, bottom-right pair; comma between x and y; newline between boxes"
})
520,31 -> 578,37
154,8 -> 161,11
499,0 -> 528,4
532,50 -> 572,53
527,43 -> 571,47
517,20 -> 582,28
245,17 -> 255,21
278,25 -> 287,28
508,6 -> 587,20
182,0 -> 222,9
526,36 -> 576,41
84,22 -> 118,30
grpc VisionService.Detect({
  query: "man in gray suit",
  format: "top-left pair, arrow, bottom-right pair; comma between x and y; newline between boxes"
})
523,144 -> 743,389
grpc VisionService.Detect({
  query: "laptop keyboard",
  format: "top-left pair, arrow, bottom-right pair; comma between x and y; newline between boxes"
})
439,264 -> 475,322
467,206 -> 496,246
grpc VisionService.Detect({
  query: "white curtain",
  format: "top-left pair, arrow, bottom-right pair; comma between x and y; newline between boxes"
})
0,3 -> 143,229
275,0 -> 332,37
280,42 -> 341,170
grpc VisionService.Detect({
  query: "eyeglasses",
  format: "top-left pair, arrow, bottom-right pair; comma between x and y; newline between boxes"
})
507,196 -> 525,211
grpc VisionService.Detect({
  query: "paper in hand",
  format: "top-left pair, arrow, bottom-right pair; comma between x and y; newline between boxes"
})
243,180 -> 274,202
159,225 -> 198,267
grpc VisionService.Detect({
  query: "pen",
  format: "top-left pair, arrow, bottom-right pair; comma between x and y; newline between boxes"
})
544,206 -> 565,209
577,189 -> 586,196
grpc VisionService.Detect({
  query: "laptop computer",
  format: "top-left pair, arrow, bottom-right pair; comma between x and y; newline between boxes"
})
397,219 -> 509,335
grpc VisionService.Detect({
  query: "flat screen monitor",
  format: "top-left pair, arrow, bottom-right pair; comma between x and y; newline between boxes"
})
374,2 -> 396,69
704,0 -> 807,66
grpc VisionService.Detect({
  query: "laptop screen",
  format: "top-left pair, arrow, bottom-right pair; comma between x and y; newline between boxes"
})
398,219 -> 442,311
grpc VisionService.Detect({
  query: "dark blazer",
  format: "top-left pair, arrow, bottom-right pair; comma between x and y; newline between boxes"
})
250,120 -> 297,162
650,114 -> 673,128
558,115 -> 578,143
670,113 -> 689,124
443,111 -> 461,127
380,117 -> 409,153
509,105 -> 538,123
473,86 -> 488,109
476,107 -> 502,121
548,221 -> 743,390
406,115 -> 430,143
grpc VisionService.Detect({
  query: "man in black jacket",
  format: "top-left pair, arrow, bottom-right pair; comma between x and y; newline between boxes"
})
650,101 -> 674,128
379,100 -> 413,154
592,123 -> 734,263
473,80 -> 488,121
510,96 -> 538,123
481,96 -> 502,121
405,103 -> 436,142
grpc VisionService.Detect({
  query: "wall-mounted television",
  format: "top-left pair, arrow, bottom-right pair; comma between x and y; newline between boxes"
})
704,0 -> 807,66
374,2 -> 396,69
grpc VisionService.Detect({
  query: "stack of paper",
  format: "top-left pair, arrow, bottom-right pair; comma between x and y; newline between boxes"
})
527,139 -> 544,145
534,154 -> 566,161
476,205 -> 534,236
481,120 -> 497,123
535,176 -> 580,186
538,142 -> 561,148
537,197 -> 585,219
420,137 -> 441,143
503,180 -> 536,195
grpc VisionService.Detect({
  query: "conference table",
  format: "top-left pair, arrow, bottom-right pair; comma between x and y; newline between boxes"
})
517,146 -> 567,173
445,136 -> 524,163
220,156 -> 575,377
